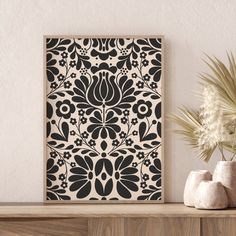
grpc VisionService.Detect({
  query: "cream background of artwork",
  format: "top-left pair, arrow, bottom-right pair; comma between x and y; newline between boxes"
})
0,0 -> 236,202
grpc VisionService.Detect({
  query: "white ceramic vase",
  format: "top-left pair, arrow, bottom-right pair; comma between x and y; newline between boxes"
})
194,181 -> 228,209
213,161 -> 236,207
184,170 -> 212,207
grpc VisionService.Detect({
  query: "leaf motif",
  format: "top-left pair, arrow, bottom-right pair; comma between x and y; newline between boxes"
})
48,141 -> 57,146
66,145 -> 74,149
61,122 -> 69,141
89,152 -> 99,157
151,141 -> 160,146
110,152 -> 119,157
117,149 -> 127,154
139,122 -> 147,141
127,148 -> 136,153
81,149 -> 90,154
72,148 -> 80,153
48,95 -> 57,100
142,133 -> 157,141
134,145 -> 142,150
55,144 -> 65,149
51,133 -> 66,141
143,143 -> 153,149
157,122 -> 161,138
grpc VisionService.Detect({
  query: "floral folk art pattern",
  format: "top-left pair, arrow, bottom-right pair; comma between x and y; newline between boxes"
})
46,37 -> 163,202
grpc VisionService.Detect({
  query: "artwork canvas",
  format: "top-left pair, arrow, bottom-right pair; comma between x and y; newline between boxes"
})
45,36 -> 164,202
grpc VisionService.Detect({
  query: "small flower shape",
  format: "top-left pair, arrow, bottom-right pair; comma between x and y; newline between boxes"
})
50,82 -> 58,89
142,174 -> 149,181
80,68 -> 87,75
112,139 -> 119,146
59,59 -> 66,67
150,82 -> 158,89
142,59 -> 149,67
70,118 -> 77,125
131,118 -> 138,125
121,117 -> 128,124
69,60 -> 76,67
88,139 -> 96,146
57,74 -> 65,81
50,151 -> 57,158
120,48 -> 128,55
81,131 -> 89,139
56,99 -> 75,119
119,131 -> 126,139
64,81 -> 72,89
61,52 -> 68,58
132,162 -> 138,167
70,162 -> 76,167
63,152 -> 71,159
57,159 -> 64,167
78,109 -> 85,116
132,73 -> 137,78
120,68 -> 128,75
140,52 -> 147,59
61,181 -> 68,189
132,60 -> 138,67
80,48 -> 87,55
143,74 -> 150,81
74,138 -> 82,146
70,130 -> 76,136
136,81 -> 144,89
71,73 -> 76,78
144,159 -> 151,167
140,181 -> 147,189
137,151 -> 145,160
132,130 -> 138,136
123,109 -> 130,116
59,174 -> 66,181
125,138 -> 133,146
81,117 -> 87,124
133,100 -> 152,119
150,152 -> 158,158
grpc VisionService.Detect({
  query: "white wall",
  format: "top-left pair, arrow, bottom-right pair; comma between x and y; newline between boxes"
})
0,0 -> 236,202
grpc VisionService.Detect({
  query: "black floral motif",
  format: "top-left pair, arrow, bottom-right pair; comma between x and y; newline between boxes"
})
56,100 -> 75,119
46,37 -> 162,201
149,53 -> 162,82
150,158 -> 161,187
47,158 -> 59,187
69,155 -> 94,198
46,53 -> 59,82
87,72 -> 122,108
114,155 -> 139,198
133,100 -> 152,119
87,111 -> 121,139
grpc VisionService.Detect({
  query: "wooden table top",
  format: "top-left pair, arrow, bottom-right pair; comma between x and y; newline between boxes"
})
0,203 -> 236,218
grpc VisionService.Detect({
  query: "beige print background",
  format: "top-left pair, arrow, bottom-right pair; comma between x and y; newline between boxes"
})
0,0 -> 236,202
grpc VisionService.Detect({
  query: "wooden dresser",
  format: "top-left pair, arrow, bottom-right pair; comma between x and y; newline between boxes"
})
0,203 -> 235,236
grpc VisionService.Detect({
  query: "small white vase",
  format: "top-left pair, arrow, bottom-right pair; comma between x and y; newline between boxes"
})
194,181 -> 228,209
213,161 -> 236,207
184,170 -> 212,207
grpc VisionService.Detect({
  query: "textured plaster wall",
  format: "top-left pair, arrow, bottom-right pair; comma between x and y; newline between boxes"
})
0,0 -> 236,202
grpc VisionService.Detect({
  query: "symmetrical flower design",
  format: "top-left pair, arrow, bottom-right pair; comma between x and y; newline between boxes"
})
46,37 -> 162,201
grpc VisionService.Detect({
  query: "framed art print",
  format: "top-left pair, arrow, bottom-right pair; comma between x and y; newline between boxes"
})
45,36 -> 164,202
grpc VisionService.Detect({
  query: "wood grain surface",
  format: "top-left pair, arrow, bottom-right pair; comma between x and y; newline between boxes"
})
201,217 -> 236,236
125,217 -> 200,236
0,218 -> 87,236
0,204 -> 235,236
89,218 -> 124,236
0,203 -> 235,218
